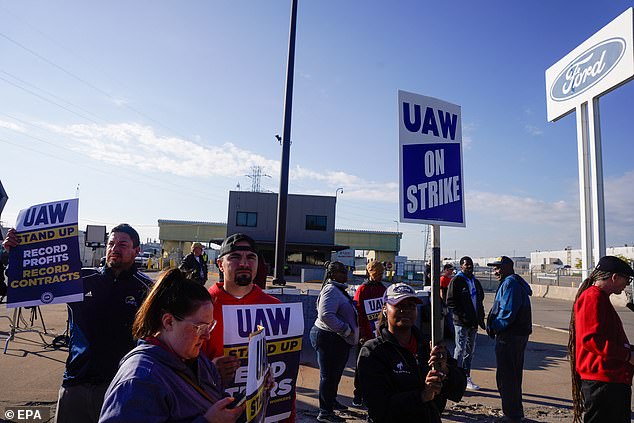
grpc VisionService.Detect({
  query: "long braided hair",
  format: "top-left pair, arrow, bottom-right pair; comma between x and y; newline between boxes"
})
567,269 -> 612,423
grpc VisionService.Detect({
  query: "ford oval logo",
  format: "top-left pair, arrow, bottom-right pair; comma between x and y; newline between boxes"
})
550,37 -> 626,102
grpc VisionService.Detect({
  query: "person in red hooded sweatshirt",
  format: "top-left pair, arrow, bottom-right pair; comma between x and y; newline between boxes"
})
201,233 -> 295,422
569,256 -> 634,423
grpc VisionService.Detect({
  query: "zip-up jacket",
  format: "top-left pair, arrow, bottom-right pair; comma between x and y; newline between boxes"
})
575,285 -> 634,385
446,272 -> 485,329
99,340 -> 225,422
179,253 -> 208,285
314,280 -> 359,346
357,326 -> 466,423
63,266 -> 153,386
487,273 -> 532,336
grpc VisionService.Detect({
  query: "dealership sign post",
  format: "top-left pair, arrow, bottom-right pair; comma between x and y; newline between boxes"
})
546,8 -> 633,278
398,90 -> 464,347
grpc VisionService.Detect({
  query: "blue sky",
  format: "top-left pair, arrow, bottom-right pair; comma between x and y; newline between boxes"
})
1,1 -> 633,259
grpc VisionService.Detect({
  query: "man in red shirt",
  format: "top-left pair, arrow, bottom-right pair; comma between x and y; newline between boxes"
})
201,233 -> 295,422
569,256 -> 634,423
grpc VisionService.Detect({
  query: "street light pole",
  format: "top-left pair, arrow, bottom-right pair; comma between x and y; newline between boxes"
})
272,0 -> 298,286
393,220 -> 399,233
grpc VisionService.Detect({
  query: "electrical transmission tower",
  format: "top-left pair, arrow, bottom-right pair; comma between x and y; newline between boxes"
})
246,166 -> 271,192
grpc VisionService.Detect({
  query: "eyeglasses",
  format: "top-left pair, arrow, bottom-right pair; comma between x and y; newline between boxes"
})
618,274 -> 634,284
173,314 -> 217,336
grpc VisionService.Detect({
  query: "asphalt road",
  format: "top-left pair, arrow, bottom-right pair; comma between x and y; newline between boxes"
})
2,274 -> 634,422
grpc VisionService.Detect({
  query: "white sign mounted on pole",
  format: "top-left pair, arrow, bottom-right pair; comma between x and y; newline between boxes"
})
546,8 -> 634,122
398,90 -> 465,227
545,8 -> 634,277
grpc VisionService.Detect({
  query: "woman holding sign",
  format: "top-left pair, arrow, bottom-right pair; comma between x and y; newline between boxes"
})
99,269 -> 245,423
357,283 -> 466,423
310,261 -> 359,423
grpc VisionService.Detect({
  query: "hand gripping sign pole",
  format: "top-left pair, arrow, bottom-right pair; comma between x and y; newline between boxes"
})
546,8 -> 634,279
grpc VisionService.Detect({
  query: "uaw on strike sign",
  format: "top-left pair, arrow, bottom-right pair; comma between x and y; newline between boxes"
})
399,90 -> 465,226
6,198 -> 83,308
223,303 -> 304,422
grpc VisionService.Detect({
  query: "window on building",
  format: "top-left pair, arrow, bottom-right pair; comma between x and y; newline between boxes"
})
236,211 -> 257,227
306,215 -> 327,231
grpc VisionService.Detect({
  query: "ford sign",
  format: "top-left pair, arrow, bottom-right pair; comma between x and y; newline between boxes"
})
549,37 -> 626,102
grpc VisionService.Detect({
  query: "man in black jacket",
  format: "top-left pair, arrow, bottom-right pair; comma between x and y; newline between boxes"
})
179,241 -> 208,285
3,223 -> 153,423
446,256 -> 485,391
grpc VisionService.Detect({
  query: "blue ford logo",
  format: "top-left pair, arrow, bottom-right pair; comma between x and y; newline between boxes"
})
550,37 -> 626,101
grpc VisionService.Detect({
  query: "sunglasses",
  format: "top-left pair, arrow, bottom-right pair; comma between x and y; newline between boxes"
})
173,314 -> 217,336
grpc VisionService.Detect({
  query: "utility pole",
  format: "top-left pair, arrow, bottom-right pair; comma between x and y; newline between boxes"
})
272,0 -> 298,286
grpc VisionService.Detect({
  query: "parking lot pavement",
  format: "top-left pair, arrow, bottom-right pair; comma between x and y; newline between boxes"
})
2,273 -> 631,422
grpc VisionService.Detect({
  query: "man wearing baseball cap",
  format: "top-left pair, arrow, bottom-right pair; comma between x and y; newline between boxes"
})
179,241 -> 208,285
201,234 -> 295,422
486,256 -> 532,423
569,256 -> 634,423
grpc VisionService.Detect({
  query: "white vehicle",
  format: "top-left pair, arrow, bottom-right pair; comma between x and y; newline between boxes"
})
135,252 -> 153,268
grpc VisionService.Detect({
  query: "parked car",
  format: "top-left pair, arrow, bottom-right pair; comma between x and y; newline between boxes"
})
135,252 -> 153,268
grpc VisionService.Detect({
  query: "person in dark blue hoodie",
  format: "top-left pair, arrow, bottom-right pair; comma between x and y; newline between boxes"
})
486,256 -> 532,423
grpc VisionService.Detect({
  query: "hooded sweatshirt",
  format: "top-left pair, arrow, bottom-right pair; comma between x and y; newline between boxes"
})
99,341 -> 225,423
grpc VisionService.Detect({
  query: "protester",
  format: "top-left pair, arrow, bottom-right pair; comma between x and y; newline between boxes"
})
568,256 -> 634,423
486,256 -> 532,423
310,261 -> 359,423
180,242 -> 208,285
2,223 -> 153,423
201,233 -> 295,422
99,268 -> 244,422
439,263 -> 454,303
357,283 -> 466,422
446,256 -> 485,391
352,260 -> 387,407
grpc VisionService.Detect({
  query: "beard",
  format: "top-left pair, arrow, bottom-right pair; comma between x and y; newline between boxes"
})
235,274 -> 253,286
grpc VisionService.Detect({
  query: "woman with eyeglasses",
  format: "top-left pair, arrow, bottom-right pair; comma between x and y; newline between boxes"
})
99,268 -> 245,423
357,283 -> 466,423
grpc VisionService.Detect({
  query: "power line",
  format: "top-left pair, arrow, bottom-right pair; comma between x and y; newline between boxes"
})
0,31 -> 201,145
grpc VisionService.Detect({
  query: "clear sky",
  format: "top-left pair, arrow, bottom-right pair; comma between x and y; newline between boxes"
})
1,1 -> 633,260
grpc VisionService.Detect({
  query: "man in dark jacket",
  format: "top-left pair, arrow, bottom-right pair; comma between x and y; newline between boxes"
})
3,223 -> 153,423
446,256 -> 485,391
180,241 -> 208,285
486,256 -> 532,423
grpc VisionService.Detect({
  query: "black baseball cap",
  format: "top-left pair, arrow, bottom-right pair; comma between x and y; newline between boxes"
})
218,233 -> 257,258
487,256 -> 514,266
595,256 -> 634,277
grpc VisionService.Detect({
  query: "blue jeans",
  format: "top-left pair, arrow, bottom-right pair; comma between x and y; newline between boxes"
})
453,324 -> 477,376
310,326 -> 351,413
